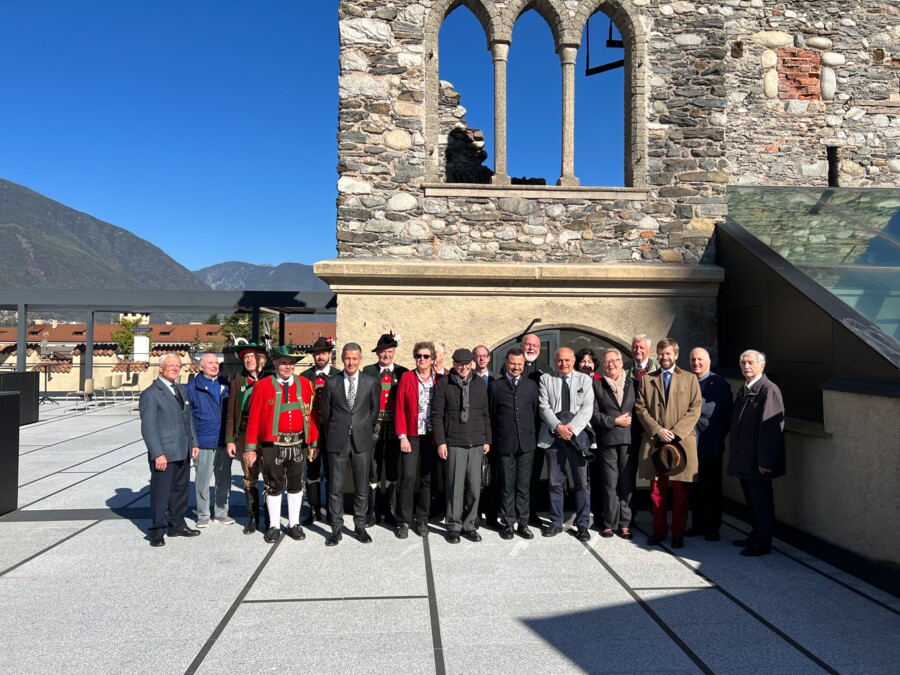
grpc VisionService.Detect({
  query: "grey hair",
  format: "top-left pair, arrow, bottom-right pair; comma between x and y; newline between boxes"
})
158,353 -> 181,367
341,342 -> 362,357
433,340 -> 446,354
600,347 -> 622,361
631,334 -> 651,345
740,349 -> 766,366
200,352 -> 218,364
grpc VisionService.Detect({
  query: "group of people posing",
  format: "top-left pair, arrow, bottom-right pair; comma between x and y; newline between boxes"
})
139,331 -> 786,558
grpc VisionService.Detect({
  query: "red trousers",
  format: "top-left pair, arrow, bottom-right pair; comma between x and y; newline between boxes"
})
650,476 -> 689,537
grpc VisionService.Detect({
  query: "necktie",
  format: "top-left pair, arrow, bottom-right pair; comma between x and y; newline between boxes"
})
281,381 -> 289,404
173,385 -> 185,409
663,371 -> 671,401
513,377 -> 519,388
348,376 -> 356,409
637,366 -> 647,381
560,376 -> 571,412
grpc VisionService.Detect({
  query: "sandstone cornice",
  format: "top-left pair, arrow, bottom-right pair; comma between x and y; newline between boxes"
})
314,259 -> 723,297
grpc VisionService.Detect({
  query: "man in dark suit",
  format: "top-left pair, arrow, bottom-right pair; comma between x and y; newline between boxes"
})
320,342 -> 380,546
139,353 -> 200,547
362,332 -> 408,526
728,349 -> 785,557
490,348 -> 539,540
687,347 -> 733,541
473,344 -> 500,528
300,336 -> 339,525
518,333 -> 547,526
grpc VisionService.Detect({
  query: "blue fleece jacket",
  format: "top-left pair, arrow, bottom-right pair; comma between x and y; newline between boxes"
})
186,374 -> 230,448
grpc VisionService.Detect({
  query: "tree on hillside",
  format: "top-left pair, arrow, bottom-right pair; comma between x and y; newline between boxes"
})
222,313 -> 253,344
205,313 -> 220,324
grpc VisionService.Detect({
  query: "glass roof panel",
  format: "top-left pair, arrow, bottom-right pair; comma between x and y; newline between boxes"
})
728,186 -> 900,342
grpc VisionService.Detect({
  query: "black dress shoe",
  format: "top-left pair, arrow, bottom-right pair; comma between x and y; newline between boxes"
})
354,527 -> 373,544
500,526 -> 514,540
169,527 -> 201,538
542,525 -> 563,538
740,545 -> 771,557
576,526 -> 591,542
733,536 -> 754,548
461,529 -> 482,543
447,531 -> 461,544
517,525 -> 534,540
647,533 -> 665,546
671,535 -> 685,549
705,532 -> 721,542
326,530 -> 342,547
416,521 -> 429,537
287,525 -> 306,541
365,513 -> 376,528
149,534 -> 165,547
396,523 -> 409,539
685,527 -> 705,537
264,527 -> 281,544
243,519 -> 257,535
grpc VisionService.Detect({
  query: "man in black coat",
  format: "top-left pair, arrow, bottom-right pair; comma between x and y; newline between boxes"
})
320,342 -> 380,546
300,336 -> 340,525
727,349 -> 785,557
362,332 -> 408,526
490,348 -> 539,540
432,348 -> 492,543
687,347 -> 734,541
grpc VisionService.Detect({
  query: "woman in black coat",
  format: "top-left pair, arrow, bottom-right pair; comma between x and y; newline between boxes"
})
590,348 -> 638,539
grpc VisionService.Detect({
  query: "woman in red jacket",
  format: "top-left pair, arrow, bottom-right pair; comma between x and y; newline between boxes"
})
394,341 -> 441,539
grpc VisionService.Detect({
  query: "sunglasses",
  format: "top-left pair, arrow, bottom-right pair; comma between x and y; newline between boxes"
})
415,353 -> 433,360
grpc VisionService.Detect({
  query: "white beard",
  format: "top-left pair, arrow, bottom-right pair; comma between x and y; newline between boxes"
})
524,353 -> 538,363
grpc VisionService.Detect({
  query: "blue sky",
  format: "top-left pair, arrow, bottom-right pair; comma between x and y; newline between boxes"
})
0,1 -> 623,271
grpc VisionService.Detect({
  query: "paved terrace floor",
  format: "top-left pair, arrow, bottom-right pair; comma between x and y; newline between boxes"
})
2,399 -> 899,675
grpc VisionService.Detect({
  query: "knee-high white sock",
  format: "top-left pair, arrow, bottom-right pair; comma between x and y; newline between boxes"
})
287,491 -> 303,527
266,494 -> 282,530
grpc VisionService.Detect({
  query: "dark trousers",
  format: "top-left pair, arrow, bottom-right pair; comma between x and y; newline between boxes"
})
529,447 -> 545,519
480,448 -> 502,526
399,435 -> 436,525
690,454 -> 723,535
370,423 -> 400,486
329,435 -> 371,529
547,440 -> 590,528
148,456 -> 190,537
261,444 -> 306,495
740,478 -> 775,547
594,444 -> 637,530
306,437 -> 329,513
499,447 -> 534,527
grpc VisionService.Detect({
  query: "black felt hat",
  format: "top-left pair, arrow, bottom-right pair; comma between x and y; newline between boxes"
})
309,336 -> 335,353
372,332 -> 399,352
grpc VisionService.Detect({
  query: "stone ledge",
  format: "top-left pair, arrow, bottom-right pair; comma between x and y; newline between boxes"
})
314,259 -> 724,297
421,183 -> 652,201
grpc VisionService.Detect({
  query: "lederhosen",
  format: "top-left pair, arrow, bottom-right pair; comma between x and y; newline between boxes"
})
261,375 -> 311,497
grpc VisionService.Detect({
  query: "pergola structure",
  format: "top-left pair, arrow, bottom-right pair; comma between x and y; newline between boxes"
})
0,288 -> 337,377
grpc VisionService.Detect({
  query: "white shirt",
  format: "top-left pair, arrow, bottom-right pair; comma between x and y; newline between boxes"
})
343,372 -> 359,398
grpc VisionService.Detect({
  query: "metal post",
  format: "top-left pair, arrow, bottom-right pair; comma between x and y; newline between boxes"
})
279,313 -> 286,346
16,304 -> 26,372
85,311 -> 95,390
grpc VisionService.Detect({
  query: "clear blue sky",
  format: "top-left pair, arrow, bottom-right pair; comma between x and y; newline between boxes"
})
0,1 -> 623,271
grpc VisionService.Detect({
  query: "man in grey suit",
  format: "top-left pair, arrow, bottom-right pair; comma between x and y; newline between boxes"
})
538,347 -> 595,541
140,353 -> 200,547
320,342 -> 380,546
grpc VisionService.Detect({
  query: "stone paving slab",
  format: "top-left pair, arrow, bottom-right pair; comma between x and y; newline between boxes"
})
2,402 -> 899,675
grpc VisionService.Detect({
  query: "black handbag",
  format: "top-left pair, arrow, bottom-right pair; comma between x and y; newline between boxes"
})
481,453 -> 492,488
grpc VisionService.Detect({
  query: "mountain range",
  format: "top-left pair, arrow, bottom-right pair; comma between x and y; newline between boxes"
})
0,178 -> 327,292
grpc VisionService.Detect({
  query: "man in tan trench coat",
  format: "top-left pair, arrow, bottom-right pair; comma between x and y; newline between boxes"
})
634,338 -> 702,549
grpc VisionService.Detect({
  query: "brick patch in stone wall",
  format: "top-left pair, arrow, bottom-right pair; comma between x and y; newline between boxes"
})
777,48 -> 821,100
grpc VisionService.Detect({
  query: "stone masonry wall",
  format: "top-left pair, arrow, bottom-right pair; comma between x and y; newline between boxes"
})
337,1 -> 899,264
725,1 -> 899,185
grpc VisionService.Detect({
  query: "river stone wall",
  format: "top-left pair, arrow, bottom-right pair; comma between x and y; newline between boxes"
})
337,0 -> 899,263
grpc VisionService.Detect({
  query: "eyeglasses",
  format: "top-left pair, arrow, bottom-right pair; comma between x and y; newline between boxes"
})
415,353 -> 433,360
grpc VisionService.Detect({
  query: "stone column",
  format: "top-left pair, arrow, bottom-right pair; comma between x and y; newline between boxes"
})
558,45 -> 579,187
491,41 -> 511,186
